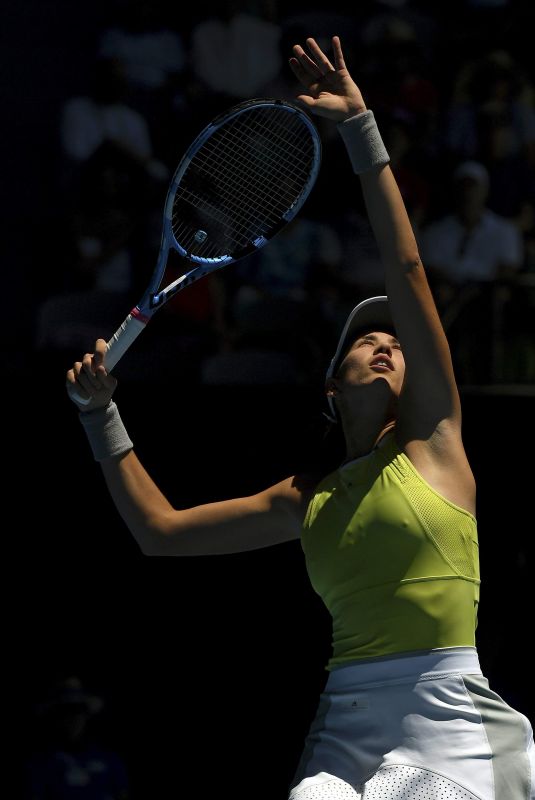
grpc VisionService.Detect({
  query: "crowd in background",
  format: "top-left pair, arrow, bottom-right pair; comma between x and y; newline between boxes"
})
32,0 -> 535,391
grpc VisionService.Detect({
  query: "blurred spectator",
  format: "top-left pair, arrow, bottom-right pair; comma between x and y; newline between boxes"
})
98,0 -> 186,99
358,9 -> 441,152
200,213 -> 342,387
34,144 -> 146,355
328,209 -> 385,302
382,109 -> 432,231
24,676 -> 129,800
445,49 -> 535,216
57,52 -> 168,293
60,56 -> 168,187
201,292 -> 321,387
57,50 -> 171,296
65,143 -> 144,294
190,1 -> 283,102
232,215 -> 343,307
280,8 -> 360,57
97,0 -> 187,161
420,160 -> 523,285
419,159 -> 524,383
44,55 -> 168,313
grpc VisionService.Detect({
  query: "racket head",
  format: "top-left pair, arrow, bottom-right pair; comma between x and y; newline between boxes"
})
164,98 -> 322,267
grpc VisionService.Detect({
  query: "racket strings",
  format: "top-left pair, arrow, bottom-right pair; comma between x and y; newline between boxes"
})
177,133 -> 313,229
195,114 -> 314,213
197,134 -> 312,218
171,106 -> 318,258
172,157 -> 312,255
213,111 -> 317,177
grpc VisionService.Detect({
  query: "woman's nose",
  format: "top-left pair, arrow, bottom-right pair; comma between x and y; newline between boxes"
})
375,342 -> 392,354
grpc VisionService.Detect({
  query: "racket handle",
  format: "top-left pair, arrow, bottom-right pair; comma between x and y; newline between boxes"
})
71,312 -> 147,406
105,312 -> 147,371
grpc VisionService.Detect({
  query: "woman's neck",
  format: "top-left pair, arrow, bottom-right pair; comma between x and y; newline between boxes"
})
342,420 -> 396,463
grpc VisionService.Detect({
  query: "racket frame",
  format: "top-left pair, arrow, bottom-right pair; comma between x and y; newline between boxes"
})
84,98 -> 322,379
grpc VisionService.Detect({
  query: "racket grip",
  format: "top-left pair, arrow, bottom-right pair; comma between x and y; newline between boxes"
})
105,312 -> 147,371
70,312 -> 147,406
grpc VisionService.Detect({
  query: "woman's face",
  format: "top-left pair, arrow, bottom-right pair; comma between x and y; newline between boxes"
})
333,329 -> 406,402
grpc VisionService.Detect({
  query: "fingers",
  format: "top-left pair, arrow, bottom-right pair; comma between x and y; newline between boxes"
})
68,357 -> 100,401
288,57 -> 318,98
289,35 -> 364,121
305,37 -> 335,74
291,44 -> 324,82
331,36 -> 346,72
93,338 -> 108,369
291,37 -> 337,75
81,352 -> 102,391
66,366 -> 90,405
65,340 -> 117,409
82,339 -> 113,388
289,36 -> 345,89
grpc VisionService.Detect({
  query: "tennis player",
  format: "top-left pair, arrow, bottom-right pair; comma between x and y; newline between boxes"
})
66,35 -> 534,799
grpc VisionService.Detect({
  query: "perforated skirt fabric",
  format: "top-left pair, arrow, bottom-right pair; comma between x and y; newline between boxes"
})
290,772 -> 362,799
362,766 -> 482,798
288,648 -> 535,800
290,766 -> 482,799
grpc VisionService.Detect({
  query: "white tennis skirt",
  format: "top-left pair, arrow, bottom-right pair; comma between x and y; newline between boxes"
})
289,647 -> 534,799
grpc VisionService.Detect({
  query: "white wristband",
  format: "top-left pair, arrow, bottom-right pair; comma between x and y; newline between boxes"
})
337,109 -> 390,174
79,401 -> 133,462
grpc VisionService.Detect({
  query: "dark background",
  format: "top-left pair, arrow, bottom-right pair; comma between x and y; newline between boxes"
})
5,1 -> 533,798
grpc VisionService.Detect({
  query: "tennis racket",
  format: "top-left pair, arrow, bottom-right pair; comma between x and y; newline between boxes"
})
73,97 -> 321,403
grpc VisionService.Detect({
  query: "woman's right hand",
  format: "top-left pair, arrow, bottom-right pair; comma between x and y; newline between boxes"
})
289,36 -> 367,123
66,338 -> 118,413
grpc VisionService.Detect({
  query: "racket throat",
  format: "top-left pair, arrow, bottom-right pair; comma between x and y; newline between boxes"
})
149,269 -> 210,309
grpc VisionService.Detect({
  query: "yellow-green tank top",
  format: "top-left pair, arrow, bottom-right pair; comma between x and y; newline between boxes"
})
302,433 -> 480,669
